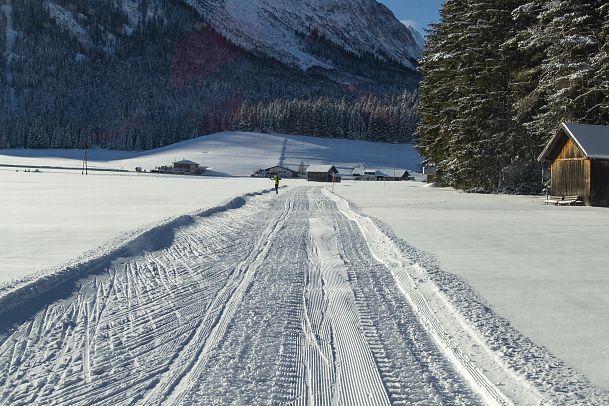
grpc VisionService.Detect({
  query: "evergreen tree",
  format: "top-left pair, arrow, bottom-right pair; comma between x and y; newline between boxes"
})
418,0 -> 607,193
531,1 -> 600,133
591,3 -> 609,123
417,0 -> 473,186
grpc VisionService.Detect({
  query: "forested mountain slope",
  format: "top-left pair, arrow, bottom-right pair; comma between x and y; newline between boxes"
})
0,0 -> 421,149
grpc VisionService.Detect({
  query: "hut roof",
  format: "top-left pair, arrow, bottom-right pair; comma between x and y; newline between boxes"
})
174,159 -> 199,165
306,165 -> 338,173
391,170 -> 410,178
265,165 -> 295,172
538,123 -> 609,161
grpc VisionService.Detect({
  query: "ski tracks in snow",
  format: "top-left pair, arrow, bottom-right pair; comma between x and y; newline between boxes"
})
0,186 -> 605,405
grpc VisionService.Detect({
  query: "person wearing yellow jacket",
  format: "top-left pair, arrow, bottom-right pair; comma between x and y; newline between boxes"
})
272,174 -> 281,194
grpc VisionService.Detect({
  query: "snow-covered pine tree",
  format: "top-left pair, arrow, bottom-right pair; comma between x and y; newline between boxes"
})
591,3 -> 609,123
418,0 -> 522,191
417,0 -> 472,186
525,1 -> 600,141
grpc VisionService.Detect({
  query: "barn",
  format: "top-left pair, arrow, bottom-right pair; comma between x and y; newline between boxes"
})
172,160 -> 206,175
306,165 -> 340,182
265,166 -> 298,178
384,170 -> 411,181
538,122 -> 609,207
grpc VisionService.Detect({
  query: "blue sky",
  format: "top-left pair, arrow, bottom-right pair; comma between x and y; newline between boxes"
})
378,0 -> 444,31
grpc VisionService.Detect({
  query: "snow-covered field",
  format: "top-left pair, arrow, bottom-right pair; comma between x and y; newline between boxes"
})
0,131 -> 420,177
0,169 -> 276,282
336,182 -> 609,389
0,132 -> 419,282
1,132 -> 608,404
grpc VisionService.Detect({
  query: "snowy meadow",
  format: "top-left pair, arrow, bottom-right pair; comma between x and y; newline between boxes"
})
0,132 -> 419,281
1,132 -> 608,403
336,181 -> 609,389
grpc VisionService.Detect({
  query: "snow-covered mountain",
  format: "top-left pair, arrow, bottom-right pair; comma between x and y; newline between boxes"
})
45,0 -> 421,71
3,0 -> 422,150
184,0 -> 421,70
403,23 -> 426,52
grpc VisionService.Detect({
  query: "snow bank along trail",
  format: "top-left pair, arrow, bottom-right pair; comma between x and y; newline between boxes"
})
0,186 -> 604,405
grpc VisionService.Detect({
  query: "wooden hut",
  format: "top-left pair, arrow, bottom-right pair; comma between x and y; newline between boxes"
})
150,159 -> 207,175
384,170 -> 411,181
306,165 -> 340,182
173,160 -> 206,175
538,122 -> 609,207
265,166 -> 298,178
360,169 -> 387,181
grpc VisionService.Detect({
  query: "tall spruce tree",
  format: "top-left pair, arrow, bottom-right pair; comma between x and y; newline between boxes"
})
418,0 -> 523,191
592,3 -> 609,123
531,1 -> 600,133
417,0 -> 472,186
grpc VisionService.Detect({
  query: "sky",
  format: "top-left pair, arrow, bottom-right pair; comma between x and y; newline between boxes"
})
378,0 -> 444,31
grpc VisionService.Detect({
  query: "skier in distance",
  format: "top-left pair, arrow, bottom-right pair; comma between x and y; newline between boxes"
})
273,174 -> 281,194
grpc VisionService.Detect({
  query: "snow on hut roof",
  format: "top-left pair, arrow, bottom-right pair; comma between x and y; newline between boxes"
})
174,159 -> 199,165
391,170 -> 410,178
265,165 -> 295,172
306,165 -> 338,173
539,123 -> 609,161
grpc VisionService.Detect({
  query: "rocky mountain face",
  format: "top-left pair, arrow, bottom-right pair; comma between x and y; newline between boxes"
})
183,0 -> 421,69
0,0 -> 422,149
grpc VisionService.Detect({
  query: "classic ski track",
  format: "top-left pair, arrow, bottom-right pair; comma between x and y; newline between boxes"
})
297,192 -> 391,406
0,191 -> 277,405
0,186 -> 552,405
325,188 -> 544,406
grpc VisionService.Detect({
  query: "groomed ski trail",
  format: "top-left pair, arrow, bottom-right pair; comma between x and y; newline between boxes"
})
1,186 -> 595,405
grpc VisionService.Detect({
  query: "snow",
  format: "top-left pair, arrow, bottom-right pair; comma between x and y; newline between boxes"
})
334,181 -> 609,389
191,0 -> 421,70
44,2 -> 90,45
539,122 -> 609,160
306,164 -> 335,173
117,0 -> 141,27
0,169 -> 272,282
0,132 -> 420,282
0,131 -> 421,177
403,23 -> 426,54
1,133 -> 608,403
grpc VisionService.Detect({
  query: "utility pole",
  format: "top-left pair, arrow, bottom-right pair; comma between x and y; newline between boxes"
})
82,144 -> 88,175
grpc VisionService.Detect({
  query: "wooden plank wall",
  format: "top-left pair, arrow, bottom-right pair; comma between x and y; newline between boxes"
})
551,159 -> 589,199
550,138 -> 590,201
556,138 -> 585,160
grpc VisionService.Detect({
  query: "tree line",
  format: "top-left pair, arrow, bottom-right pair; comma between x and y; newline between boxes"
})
225,92 -> 418,143
417,0 -> 608,193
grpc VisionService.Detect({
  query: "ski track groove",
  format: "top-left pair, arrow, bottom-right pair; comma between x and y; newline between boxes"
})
0,186 -> 579,405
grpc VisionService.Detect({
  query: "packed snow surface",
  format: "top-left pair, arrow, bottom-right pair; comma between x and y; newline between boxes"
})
336,181 -> 609,389
3,186 -> 606,405
0,170 -> 273,282
0,131 -> 418,281
1,135 -> 608,404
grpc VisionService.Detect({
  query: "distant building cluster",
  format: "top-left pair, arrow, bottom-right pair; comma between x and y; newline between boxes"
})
151,160 -> 207,176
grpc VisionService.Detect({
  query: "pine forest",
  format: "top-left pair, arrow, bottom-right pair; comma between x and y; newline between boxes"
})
417,0 -> 608,193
